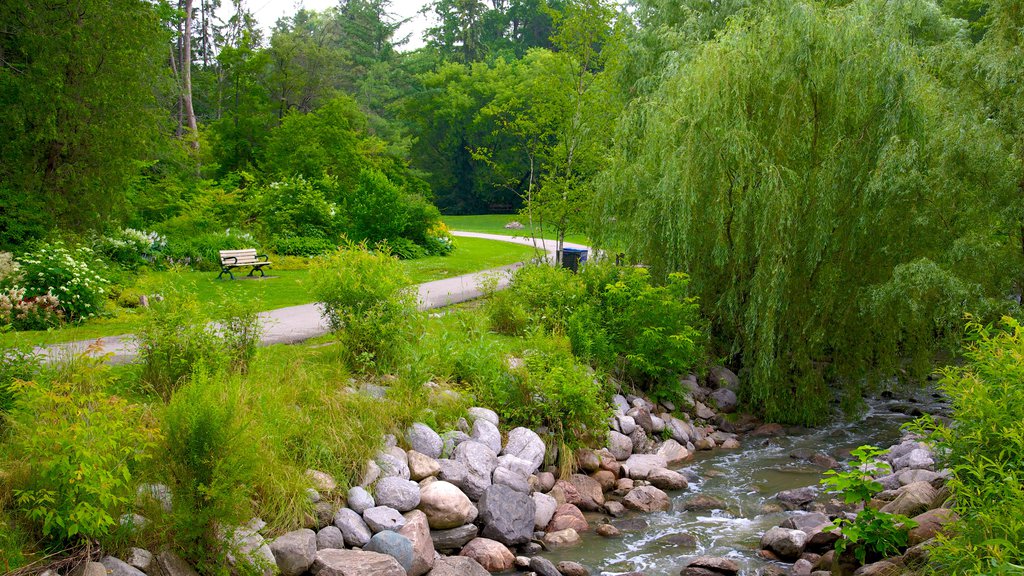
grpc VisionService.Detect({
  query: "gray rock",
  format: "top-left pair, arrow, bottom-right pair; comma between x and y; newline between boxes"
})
708,366 -> 739,390
627,407 -> 654,433
376,448 -> 410,480
375,476 -> 421,512
622,453 -> 668,480
694,401 -> 716,420
155,553 -> 199,576
406,423 -> 443,459
710,388 -> 738,413
775,486 -> 818,510
607,430 -> 633,461
532,491 -> 558,530
885,440 -> 928,464
682,556 -> 739,575
441,430 -> 471,458
316,526 -> 345,550
647,467 -> 689,491
622,485 -> 671,512
780,512 -> 830,533
363,506 -> 407,533
478,484 -> 536,546
310,549 -> 405,576
616,415 -> 637,435
360,460 -> 381,487
501,427 -> 546,470
467,407 -> 499,427
472,418 -> 502,455
666,417 -> 692,444
429,556 -> 491,576
496,454 -> 536,477
335,507 -> 373,547
628,426 -> 651,453
612,394 -> 630,413
898,468 -> 943,486
529,557 -> 560,576
438,458 -> 470,487
100,557 -> 146,576
759,527 -> 807,561
269,529 -> 317,576
650,415 -> 666,433
223,520 -> 276,574
364,531 -> 415,574
430,524 -> 479,551
74,563 -> 107,576
347,486 -> 375,514
492,465 -> 530,493
893,448 -> 935,471
454,440 -> 498,500
126,548 -> 153,573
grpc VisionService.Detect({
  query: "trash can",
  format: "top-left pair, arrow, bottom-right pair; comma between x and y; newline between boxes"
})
560,248 -> 588,273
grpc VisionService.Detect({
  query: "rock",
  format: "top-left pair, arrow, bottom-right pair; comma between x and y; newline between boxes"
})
656,532 -> 698,548
852,561 -> 899,576
596,523 -> 621,538
694,401 -> 717,420
454,440 -> 498,500
543,528 -> 580,547
138,483 -> 173,512
880,481 -> 937,518
682,494 -> 726,511
908,508 -> 957,546
576,449 -> 601,473
751,423 -> 785,437
155,552 -> 199,576
310,549 -> 405,576
477,484 -> 535,546
126,548 -> 154,573
316,526 -> 346,550
467,407 -> 499,427
592,469 -> 617,492
363,506 -> 406,533
501,427 -> 546,470
556,561 -> 590,576
892,448 -> 935,471
472,419 -> 503,455
667,417 -> 692,444
780,512 -> 830,533
347,486 -> 375,514
885,440 -> 927,463
100,557 -> 146,576
682,556 -> 739,575
375,476 -> 421,512
397,510 -> 434,576
306,470 -> 337,493
407,423 -> 443,459
616,477 -> 635,492
364,531 -> 415,574
222,521 -> 276,575
529,557 -> 561,576
72,563 -> 107,576
533,491 -> 558,530
408,450 -> 442,481
647,468 -> 689,491
361,460 -> 381,487
376,449 -> 411,480
628,426 -> 652,454
607,431 -> 633,461
759,527 -> 807,561
791,559 -> 814,576
431,524 -> 479,551
805,527 -> 841,552
561,474 -> 605,511
441,431 -> 472,457
656,439 -> 690,466
898,468 -> 943,486
429,556 -> 491,576
605,501 -> 626,517
616,414 -> 637,435
334,508 -> 373,546
775,486 -> 818,510
710,388 -> 738,413
492,465 -> 530,493
721,438 -> 741,449
612,518 -> 649,532
270,529 -> 317,576
418,480 -> 478,529
311,501 -> 335,529
627,407 -> 655,433
459,537 -> 515,572
546,503 -> 589,533
536,471 -> 556,492
623,485 -> 671,512
622,453 -> 668,480
695,437 -> 716,450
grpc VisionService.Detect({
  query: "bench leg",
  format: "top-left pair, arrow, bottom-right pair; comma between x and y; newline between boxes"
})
218,268 -> 235,280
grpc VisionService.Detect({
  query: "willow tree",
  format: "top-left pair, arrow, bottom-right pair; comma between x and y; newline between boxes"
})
596,0 -> 1019,424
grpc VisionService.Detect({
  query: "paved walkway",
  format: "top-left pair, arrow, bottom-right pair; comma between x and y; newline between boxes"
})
36,231 -> 589,364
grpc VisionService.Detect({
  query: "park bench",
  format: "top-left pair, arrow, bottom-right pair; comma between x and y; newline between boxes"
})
218,249 -> 271,280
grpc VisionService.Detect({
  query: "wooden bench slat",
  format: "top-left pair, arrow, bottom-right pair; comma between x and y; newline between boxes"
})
217,248 -> 270,280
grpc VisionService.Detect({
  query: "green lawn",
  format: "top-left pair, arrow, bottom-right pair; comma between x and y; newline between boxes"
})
444,214 -> 589,245
1,236 -> 536,348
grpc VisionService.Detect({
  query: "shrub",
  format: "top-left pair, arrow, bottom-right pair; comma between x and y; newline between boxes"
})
421,221 -> 455,256
135,294 -> 225,401
5,356 -> 160,545
385,237 -> 428,260
93,228 -> 167,270
14,241 -> 109,322
0,252 -> 22,285
162,229 -> 259,271
252,176 -> 345,244
310,244 -> 418,370
348,169 -> 409,244
216,300 -> 263,376
0,345 -> 40,423
268,235 -> 336,257
0,287 -> 63,330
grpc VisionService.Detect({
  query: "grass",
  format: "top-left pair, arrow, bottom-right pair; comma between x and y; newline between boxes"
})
0,236 -> 536,348
444,214 -> 590,245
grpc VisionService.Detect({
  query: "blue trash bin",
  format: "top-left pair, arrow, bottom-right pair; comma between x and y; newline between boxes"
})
560,248 -> 588,273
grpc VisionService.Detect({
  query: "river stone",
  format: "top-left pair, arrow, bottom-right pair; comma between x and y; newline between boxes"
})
311,549 -> 405,576
780,512 -> 830,533
316,525 -> 345,550
622,453 -> 668,480
775,486 -> 818,510
682,556 -> 740,576
853,560 -> 899,576
454,440 -> 498,500
408,450 -> 441,481
419,480 -> 478,529
760,527 -> 807,561
472,418 -> 503,455
605,500 -> 626,517
556,561 -> 589,576
126,548 -> 153,573
360,460 -> 381,487
155,552 -> 198,576
467,407 -> 499,427
885,439 -> 927,463
576,449 -> 601,473
269,529 -> 317,576
543,528 -> 580,547
501,427 -> 546,470
478,484 -> 536,546
100,556 -> 146,576
893,448 -> 935,471
648,468 -> 689,491
492,465 -> 530,493
395,510 -> 434,576
533,491 -> 558,530
682,494 -> 727,511
623,485 -> 670,512
607,430 -> 633,461
612,394 -> 630,413
666,417 -> 692,445
363,506 -> 406,533
375,476 -> 421,512
334,508 -> 372,546
345,486 -> 374,514
222,520 -> 276,574
627,407 -> 654,433
438,458 -> 470,486
526,556 -> 560,576
898,468 -> 943,486
592,469 -> 616,492
376,449 -> 410,480
495,453 -> 536,477
459,537 -> 515,572
656,439 -> 690,466
546,503 -> 588,532
708,366 -> 740,390
908,508 -> 957,546
615,414 -> 637,435
430,556 -> 491,576
363,531 -> 415,574
441,430 -> 472,457
880,481 -> 937,518
710,388 -> 738,413
431,524 -> 479,551
561,474 -> 605,511
405,423 -> 443,458
74,563 -> 107,576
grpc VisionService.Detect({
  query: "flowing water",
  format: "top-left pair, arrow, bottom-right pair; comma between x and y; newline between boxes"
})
537,393 -> 947,575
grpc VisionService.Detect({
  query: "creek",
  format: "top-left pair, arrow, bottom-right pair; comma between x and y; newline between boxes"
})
539,393 -> 947,575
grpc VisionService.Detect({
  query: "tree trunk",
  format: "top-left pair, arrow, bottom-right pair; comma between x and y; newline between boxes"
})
181,0 -> 199,150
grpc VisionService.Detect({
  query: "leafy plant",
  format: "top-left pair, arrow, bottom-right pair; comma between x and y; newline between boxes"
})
13,241 -> 109,322
92,227 -> 167,270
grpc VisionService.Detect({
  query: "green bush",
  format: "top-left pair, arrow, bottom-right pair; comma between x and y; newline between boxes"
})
385,237 -> 428,260
5,356 -> 159,545
92,228 -> 167,270
13,241 -> 109,322
136,294 -> 225,401
216,300 -> 263,376
310,244 -> 418,370
0,346 -> 40,424
252,176 -> 345,244
268,235 -> 337,257
916,318 -> 1024,574
348,169 -> 410,245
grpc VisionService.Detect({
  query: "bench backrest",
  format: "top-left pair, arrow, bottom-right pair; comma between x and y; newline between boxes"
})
220,249 -> 260,265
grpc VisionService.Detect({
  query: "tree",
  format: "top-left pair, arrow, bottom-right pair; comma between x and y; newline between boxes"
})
595,0 -> 1019,424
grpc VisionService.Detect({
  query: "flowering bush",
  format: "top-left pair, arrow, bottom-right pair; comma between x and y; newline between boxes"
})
93,228 -> 167,269
0,287 -> 63,330
15,242 -> 109,322
0,252 -> 22,285
423,221 -> 455,256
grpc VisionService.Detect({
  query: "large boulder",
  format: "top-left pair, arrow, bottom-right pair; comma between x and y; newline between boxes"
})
760,527 -> 807,561
492,465 -> 530,493
532,491 -> 558,530
431,524 -> 479,551
418,480 -> 478,529
546,503 -> 589,533
406,423 -> 443,459
607,431 -> 633,461
775,486 -> 818,510
363,531 -> 415,574
376,448 -> 410,480
501,427 -> 545,470
710,388 -> 738,413
454,440 -> 498,500
621,454 -> 668,480
334,508 -> 372,547
908,508 -> 957,546
99,557 -> 146,576
472,418 -> 502,455
666,417 -> 693,445
408,450 -> 441,481
459,538 -> 515,573
656,439 -> 690,467
310,549 -> 405,576
647,468 -> 689,491
316,526 -> 345,550
467,407 -> 499,427
430,556 -> 491,576
362,506 -> 407,533
374,477 -> 421,512
477,484 -> 536,546
880,481 -> 937,518
892,449 -> 935,471
269,529 -> 317,576
558,475 -> 605,511
347,486 -> 375,514
622,486 -> 671,512
397,510 -> 434,576
681,556 -> 739,575
708,366 -> 739,390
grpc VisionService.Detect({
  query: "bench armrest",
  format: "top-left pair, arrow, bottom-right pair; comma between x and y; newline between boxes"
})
257,254 -> 270,262
223,256 -> 238,265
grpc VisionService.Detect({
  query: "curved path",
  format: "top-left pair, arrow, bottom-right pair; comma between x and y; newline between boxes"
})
35,231 -> 590,364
